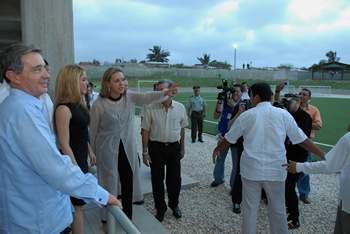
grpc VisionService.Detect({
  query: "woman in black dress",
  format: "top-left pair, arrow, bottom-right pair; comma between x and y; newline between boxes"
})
53,64 -> 96,234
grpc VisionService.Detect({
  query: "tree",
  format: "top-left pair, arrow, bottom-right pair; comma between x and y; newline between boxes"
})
319,50 -> 340,65
208,61 -> 232,69
197,54 -> 216,66
277,63 -> 294,70
146,45 -> 171,63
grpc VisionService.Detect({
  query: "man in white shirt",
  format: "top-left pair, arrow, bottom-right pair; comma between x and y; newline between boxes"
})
88,82 -> 99,107
241,82 -> 250,100
212,82 -> 325,234
284,132 -> 350,234
141,79 -> 188,223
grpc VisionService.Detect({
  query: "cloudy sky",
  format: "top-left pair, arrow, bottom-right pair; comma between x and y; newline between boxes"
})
73,0 -> 350,69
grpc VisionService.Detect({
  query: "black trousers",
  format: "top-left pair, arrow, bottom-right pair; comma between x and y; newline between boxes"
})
285,171 -> 301,222
149,140 -> 182,212
118,140 -> 133,220
231,144 -> 243,204
191,111 -> 203,141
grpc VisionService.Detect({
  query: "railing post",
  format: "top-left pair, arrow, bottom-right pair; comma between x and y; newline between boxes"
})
107,205 -> 141,234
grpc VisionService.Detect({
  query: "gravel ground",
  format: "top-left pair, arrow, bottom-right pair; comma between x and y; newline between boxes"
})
133,115 -> 339,234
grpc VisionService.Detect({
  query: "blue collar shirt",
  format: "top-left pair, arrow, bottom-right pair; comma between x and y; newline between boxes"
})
0,89 -> 108,233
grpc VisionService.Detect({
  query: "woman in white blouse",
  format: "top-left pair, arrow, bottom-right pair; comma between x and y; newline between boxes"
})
90,67 -> 179,223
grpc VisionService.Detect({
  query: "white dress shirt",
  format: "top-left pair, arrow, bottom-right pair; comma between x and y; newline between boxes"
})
225,101 -> 307,181
296,132 -> 350,214
0,80 -> 10,104
242,91 -> 250,100
141,100 -> 188,143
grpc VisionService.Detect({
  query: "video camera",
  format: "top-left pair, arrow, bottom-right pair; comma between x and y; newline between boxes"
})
241,99 -> 253,110
273,99 -> 290,112
217,79 -> 235,100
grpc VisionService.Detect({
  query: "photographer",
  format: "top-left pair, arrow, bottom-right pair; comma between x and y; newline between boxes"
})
226,85 -> 249,214
277,93 -> 313,229
275,82 -> 323,204
213,82 -> 325,234
211,82 -> 239,188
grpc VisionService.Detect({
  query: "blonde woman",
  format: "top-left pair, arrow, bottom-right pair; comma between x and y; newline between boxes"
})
90,68 -> 179,223
54,65 -> 96,234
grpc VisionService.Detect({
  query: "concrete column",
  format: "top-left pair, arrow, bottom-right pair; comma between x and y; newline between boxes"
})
20,0 -> 74,98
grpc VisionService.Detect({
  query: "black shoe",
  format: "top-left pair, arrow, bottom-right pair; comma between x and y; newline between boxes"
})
155,211 -> 165,222
171,207 -> 182,218
210,181 -> 224,187
132,200 -> 144,205
288,220 -> 300,229
191,140 -> 195,143
198,139 -> 204,142
233,203 -> 241,214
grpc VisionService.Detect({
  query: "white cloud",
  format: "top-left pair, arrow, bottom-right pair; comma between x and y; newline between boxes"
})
73,0 -> 350,68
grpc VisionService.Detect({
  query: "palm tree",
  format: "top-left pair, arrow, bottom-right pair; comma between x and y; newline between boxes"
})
319,50 -> 340,65
146,45 -> 171,63
197,54 -> 216,66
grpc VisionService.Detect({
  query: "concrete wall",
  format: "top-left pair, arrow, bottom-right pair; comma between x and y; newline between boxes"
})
20,0 -> 74,98
83,66 -> 314,81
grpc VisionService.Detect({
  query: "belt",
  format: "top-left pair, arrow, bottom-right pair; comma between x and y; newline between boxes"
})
153,141 -> 179,146
192,110 -> 203,114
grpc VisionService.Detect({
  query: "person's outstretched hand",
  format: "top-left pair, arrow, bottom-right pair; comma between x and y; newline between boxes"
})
164,82 -> 181,97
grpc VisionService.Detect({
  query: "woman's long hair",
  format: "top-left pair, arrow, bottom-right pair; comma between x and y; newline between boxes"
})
53,64 -> 90,136
100,67 -> 124,98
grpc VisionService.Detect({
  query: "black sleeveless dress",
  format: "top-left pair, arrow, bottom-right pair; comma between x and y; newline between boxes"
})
57,102 -> 89,206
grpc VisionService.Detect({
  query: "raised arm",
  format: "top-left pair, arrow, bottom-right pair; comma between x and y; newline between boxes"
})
274,82 -> 284,101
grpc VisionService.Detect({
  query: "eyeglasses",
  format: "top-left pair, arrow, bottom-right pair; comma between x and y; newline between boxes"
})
23,65 -> 51,75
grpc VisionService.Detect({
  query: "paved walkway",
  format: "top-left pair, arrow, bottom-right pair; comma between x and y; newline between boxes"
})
83,153 -> 198,233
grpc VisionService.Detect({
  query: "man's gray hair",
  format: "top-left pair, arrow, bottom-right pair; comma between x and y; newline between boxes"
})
156,79 -> 173,89
0,44 -> 42,83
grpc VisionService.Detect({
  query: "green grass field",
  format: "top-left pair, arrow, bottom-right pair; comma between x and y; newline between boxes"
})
135,92 -> 350,161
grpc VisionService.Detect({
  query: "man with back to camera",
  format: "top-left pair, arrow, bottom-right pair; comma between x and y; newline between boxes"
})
212,82 -> 325,234
211,86 -> 239,188
186,85 -> 207,143
141,79 -> 188,222
275,83 -> 322,204
0,44 -> 122,233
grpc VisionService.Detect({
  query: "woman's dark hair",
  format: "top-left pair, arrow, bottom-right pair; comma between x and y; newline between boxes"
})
249,82 -> 272,102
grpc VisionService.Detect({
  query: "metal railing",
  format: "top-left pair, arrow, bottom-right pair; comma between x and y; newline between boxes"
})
107,205 -> 140,234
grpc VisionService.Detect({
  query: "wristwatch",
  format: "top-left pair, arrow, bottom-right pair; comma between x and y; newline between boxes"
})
142,152 -> 148,155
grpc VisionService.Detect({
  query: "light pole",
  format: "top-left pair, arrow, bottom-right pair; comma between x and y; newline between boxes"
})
233,44 -> 237,82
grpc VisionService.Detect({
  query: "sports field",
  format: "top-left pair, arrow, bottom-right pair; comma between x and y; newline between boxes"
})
136,92 -> 350,161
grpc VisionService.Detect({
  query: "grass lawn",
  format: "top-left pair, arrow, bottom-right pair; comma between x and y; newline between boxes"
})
136,92 -> 350,162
